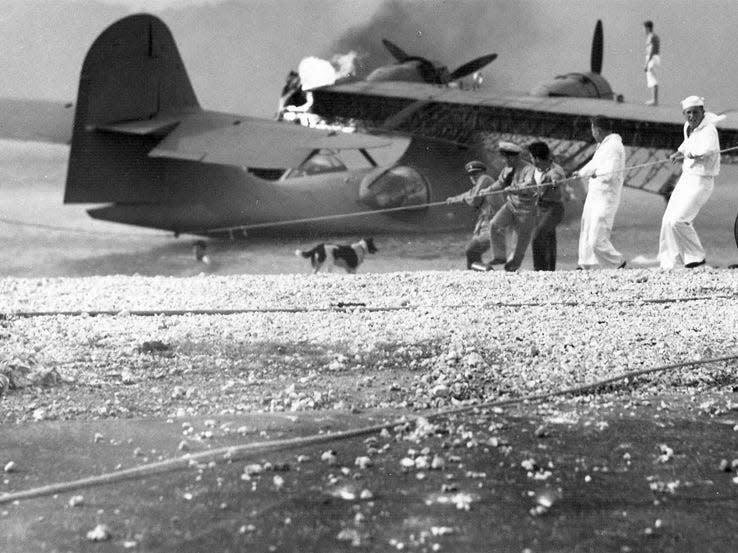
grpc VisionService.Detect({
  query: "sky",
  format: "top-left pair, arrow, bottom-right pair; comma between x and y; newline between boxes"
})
1,0 -> 738,118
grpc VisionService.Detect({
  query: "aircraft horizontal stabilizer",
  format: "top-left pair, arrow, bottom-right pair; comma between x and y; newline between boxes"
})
95,113 -> 184,136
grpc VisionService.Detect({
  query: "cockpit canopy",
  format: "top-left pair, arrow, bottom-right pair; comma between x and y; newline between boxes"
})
283,148 -> 376,179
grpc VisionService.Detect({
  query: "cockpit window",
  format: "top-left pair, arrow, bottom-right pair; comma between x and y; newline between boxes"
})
284,149 -> 346,178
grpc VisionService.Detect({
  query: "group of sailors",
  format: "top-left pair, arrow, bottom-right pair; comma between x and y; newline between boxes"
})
448,95 -> 721,271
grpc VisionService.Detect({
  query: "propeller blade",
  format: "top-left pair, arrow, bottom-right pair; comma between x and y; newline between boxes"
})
590,19 -> 603,74
382,38 -> 411,62
448,53 -> 498,81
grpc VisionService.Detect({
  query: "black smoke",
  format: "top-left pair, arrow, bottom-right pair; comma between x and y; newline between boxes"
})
327,0 -> 538,86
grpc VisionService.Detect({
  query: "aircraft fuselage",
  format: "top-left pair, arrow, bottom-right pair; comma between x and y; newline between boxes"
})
86,134 -> 481,237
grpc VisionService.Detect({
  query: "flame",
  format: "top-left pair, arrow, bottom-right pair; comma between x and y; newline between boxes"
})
298,51 -> 359,90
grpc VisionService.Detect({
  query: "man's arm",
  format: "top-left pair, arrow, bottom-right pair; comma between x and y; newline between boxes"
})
575,154 -> 598,179
541,165 -> 567,189
446,174 -> 493,204
644,34 -> 654,69
678,125 -> 720,159
506,165 -> 538,196
590,140 -> 624,186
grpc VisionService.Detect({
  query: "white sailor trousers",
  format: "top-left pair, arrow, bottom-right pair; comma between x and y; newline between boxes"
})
658,173 -> 714,269
578,190 -> 623,268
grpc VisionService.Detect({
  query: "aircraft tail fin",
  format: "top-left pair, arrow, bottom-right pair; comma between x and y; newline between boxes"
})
65,14 -> 200,204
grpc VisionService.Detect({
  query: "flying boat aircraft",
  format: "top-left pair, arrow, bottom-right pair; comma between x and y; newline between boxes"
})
1,14 -> 506,238
3,16 -> 738,239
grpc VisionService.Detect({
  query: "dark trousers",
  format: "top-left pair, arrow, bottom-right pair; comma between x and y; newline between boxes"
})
532,202 -> 565,271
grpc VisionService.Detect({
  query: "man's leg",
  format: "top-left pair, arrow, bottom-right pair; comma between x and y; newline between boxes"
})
465,236 -> 490,269
658,175 -> 713,268
592,209 -> 624,268
645,59 -> 658,106
533,204 -> 563,271
487,195 -> 508,264
578,195 -> 596,267
531,231 -> 546,271
504,211 -> 536,271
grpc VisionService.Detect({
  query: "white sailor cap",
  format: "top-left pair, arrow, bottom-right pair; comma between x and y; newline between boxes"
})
681,95 -> 705,110
498,141 -> 523,154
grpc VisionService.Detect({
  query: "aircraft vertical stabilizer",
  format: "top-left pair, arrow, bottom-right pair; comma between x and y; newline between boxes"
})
65,14 -> 200,204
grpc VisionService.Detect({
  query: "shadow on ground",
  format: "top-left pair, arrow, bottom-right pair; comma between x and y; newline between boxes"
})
2,393 -> 737,552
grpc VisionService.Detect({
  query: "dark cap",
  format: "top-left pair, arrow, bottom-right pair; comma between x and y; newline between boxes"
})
465,160 -> 487,174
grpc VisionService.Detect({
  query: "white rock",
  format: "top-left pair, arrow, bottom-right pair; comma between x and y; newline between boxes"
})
354,456 -> 373,469
86,524 -> 111,541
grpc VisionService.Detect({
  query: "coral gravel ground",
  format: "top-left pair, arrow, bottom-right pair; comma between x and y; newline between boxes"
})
0,268 -> 737,552
0,269 -> 735,423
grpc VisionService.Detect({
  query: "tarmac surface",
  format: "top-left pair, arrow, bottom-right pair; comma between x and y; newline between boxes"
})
2,394 -> 738,552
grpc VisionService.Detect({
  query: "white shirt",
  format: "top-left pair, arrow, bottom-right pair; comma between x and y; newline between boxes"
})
678,117 -> 720,177
578,133 -> 626,196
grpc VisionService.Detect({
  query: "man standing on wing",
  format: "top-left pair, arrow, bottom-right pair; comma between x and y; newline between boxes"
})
643,20 -> 661,106
574,115 -> 627,270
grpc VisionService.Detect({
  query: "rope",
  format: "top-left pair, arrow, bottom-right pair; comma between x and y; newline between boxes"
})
1,353 -> 735,504
1,292 -> 734,319
197,143 -> 738,234
0,216 -> 176,238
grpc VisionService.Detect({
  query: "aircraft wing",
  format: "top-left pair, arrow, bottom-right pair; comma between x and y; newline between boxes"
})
0,98 -> 74,144
311,81 -> 738,158
147,110 -> 394,168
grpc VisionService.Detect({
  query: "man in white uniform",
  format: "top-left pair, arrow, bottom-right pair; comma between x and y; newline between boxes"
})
658,95 -> 720,269
574,115 -> 627,270
644,21 -> 661,106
